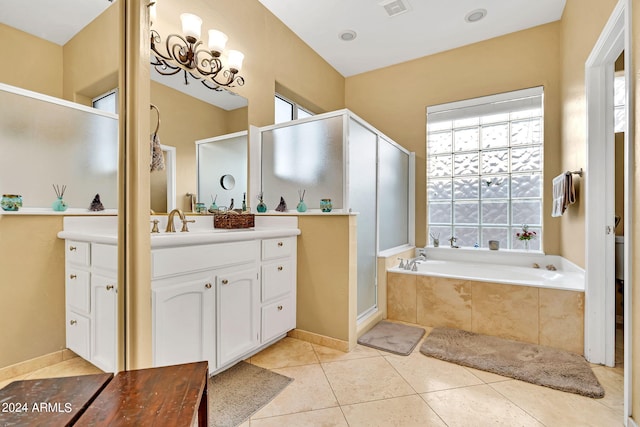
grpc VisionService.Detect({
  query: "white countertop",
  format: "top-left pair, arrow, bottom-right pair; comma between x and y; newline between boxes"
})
57,215 -> 300,248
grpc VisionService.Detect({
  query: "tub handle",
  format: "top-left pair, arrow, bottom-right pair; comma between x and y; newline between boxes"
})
397,258 -> 405,269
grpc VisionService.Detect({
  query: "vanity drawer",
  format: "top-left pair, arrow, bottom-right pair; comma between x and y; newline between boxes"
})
92,244 -> 117,272
262,238 -> 293,261
261,297 -> 294,344
66,269 -> 90,314
66,241 -> 90,266
261,260 -> 293,302
151,240 -> 258,279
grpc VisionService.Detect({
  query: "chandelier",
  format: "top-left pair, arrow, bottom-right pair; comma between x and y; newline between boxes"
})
150,7 -> 245,90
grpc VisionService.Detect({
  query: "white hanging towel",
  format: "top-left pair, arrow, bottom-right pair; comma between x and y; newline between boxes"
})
552,173 -> 565,217
150,132 -> 165,172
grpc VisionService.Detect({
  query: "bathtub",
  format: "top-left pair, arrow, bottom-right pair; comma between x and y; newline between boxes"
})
385,250 -> 585,353
388,258 -> 584,292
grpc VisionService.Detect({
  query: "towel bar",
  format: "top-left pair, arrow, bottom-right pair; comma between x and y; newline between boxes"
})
569,168 -> 583,177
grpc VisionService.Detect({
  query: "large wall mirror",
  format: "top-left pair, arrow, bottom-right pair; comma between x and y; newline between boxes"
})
149,0 -> 248,214
0,1 -> 122,371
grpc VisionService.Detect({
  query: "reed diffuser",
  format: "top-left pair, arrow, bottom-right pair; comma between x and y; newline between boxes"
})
296,189 -> 307,212
52,184 -> 68,212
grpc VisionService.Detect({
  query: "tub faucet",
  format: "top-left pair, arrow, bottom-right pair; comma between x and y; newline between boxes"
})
449,236 -> 459,248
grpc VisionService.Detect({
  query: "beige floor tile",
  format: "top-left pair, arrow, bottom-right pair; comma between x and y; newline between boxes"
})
591,366 -> 625,413
321,357 -> 415,405
252,364 -> 338,419
422,384 -> 544,427
313,343 -> 381,363
22,357 -> 102,380
250,337 -> 318,370
490,379 -> 623,427
463,366 -> 511,383
251,407 -> 348,427
385,353 -> 483,393
342,394 -> 446,427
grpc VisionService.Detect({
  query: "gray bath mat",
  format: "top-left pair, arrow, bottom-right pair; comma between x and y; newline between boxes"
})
421,327 -> 605,398
209,361 -> 293,426
358,320 -> 426,355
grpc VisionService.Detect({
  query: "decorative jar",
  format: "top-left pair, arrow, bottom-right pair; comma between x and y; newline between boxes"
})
320,198 -> 332,213
1,194 -> 22,211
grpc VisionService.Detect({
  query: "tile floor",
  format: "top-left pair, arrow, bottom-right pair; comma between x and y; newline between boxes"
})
0,323 -> 625,427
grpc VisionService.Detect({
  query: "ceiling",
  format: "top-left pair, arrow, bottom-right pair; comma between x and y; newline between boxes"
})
257,0 -> 567,77
0,0 -> 567,79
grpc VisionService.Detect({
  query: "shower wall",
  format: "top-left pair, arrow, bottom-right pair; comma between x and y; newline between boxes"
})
257,109 -> 414,318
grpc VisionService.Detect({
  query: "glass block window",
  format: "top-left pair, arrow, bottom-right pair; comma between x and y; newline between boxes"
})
427,87 -> 544,250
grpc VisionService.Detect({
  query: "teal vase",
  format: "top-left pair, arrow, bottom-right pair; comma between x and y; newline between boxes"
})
1,194 -> 22,211
256,201 -> 267,213
52,197 -> 68,212
320,198 -> 332,212
296,200 -> 307,213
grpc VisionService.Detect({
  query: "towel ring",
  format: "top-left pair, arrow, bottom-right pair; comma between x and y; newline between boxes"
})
150,104 -> 160,134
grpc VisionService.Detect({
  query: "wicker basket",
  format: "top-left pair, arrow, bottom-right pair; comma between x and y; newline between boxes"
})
213,213 -> 255,229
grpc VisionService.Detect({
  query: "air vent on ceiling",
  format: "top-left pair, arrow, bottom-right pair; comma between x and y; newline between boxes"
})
379,0 -> 411,17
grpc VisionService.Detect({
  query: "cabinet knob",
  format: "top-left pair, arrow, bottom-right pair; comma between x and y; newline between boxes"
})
106,285 -> 114,291
70,320 -> 77,325
69,246 -> 77,251
205,283 -> 212,289
277,305 -> 283,311
69,274 -> 77,279
277,266 -> 283,271
277,241 -> 284,247
221,279 -> 229,285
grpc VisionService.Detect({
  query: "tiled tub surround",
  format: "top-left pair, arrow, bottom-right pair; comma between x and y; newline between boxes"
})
387,249 -> 585,354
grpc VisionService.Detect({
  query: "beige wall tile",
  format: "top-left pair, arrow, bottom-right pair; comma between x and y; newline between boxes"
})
539,289 -> 584,354
416,276 -> 472,330
472,282 -> 539,344
387,272 -> 417,323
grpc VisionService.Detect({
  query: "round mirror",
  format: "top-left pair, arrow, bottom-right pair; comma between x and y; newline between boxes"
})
220,174 -> 236,190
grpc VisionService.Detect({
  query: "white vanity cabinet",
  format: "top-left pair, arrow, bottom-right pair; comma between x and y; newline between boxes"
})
260,237 -> 297,344
64,240 -> 118,373
151,230 -> 298,374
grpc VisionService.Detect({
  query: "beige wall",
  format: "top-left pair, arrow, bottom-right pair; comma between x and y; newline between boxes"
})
345,23 -> 562,251
559,0 -> 619,266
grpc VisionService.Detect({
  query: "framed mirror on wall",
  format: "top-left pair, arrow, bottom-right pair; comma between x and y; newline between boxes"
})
0,0 -> 123,374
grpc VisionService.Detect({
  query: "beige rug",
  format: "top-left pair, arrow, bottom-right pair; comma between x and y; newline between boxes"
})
358,320 -> 426,356
420,327 -> 605,398
209,362 -> 293,426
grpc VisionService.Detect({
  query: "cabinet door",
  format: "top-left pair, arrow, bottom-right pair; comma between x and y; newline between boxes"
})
91,274 -> 117,373
66,310 -> 90,360
217,267 -> 259,368
153,272 -> 215,369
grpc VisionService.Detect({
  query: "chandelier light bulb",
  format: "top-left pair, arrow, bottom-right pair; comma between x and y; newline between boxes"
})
208,29 -> 228,56
180,13 -> 202,42
227,50 -> 244,73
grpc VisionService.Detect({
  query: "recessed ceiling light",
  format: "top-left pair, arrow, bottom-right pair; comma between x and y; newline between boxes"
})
465,9 -> 487,23
338,30 -> 357,42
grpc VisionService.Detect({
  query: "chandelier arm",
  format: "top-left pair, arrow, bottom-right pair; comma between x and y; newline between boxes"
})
194,49 -> 223,78
150,30 -> 172,62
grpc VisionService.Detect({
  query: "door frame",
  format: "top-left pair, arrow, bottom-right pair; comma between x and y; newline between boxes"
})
584,0 -> 633,423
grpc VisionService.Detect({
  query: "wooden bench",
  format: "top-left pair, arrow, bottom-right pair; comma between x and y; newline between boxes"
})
0,361 -> 208,426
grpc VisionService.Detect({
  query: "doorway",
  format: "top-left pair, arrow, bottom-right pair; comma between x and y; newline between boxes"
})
584,0 -> 633,424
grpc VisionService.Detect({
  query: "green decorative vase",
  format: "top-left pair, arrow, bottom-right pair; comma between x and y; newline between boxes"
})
256,200 -> 267,213
320,198 -> 332,212
296,200 -> 307,213
1,194 -> 22,211
52,196 -> 68,212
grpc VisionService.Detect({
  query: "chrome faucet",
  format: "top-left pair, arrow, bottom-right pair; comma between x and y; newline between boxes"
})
165,209 -> 196,232
449,236 -> 459,248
